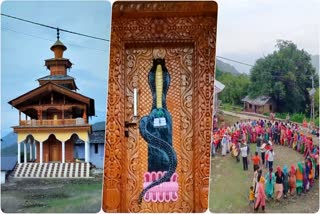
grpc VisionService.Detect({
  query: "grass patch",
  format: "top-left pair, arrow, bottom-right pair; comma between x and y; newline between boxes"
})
31,182 -> 102,213
2,178 -> 104,213
220,103 -> 243,113
209,144 -> 307,212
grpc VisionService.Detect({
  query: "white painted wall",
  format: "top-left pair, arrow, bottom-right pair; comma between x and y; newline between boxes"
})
1,171 -> 6,184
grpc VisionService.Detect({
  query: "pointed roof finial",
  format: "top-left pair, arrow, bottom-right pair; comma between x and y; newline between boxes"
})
50,28 -> 67,57
57,27 -> 60,40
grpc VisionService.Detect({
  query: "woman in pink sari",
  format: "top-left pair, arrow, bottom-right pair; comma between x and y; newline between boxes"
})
255,125 -> 260,137
280,126 -> 285,145
292,131 -> 298,150
252,127 -> 257,143
254,175 -> 266,212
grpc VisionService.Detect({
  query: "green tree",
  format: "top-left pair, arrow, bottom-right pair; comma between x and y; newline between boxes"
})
215,67 -> 223,79
249,40 -> 318,113
217,72 -> 250,105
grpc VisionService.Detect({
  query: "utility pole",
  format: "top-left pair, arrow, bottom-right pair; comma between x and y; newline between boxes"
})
309,75 -> 315,122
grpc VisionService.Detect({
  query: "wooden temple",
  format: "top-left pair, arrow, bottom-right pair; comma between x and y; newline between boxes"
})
8,36 -> 95,178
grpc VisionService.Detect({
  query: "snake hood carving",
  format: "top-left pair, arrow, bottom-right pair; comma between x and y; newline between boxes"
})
138,58 -> 178,204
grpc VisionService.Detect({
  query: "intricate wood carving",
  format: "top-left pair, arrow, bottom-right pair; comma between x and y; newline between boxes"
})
104,1 -> 217,212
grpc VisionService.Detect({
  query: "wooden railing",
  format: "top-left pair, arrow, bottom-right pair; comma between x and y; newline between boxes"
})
19,118 -> 87,127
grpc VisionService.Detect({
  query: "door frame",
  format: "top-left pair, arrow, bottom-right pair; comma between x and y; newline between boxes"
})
48,135 -> 61,162
103,1 -> 218,212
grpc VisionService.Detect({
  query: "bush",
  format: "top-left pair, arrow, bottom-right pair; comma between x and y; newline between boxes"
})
290,113 -> 306,123
273,112 -> 318,127
275,113 -> 287,120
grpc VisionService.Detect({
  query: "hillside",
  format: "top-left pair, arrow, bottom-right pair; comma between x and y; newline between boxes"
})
216,59 -> 241,75
1,132 -> 17,149
1,132 -> 18,156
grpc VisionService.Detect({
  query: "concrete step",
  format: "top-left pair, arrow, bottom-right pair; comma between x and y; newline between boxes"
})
13,163 -> 90,178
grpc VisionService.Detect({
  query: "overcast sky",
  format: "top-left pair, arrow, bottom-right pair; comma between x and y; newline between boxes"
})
1,1 -> 111,136
1,0 -> 319,136
215,0 -> 319,73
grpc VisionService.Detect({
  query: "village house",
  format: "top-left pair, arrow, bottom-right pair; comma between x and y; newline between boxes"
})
8,37 -> 95,178
213,79 -> 225,114
74,121 -> 105,169
242,95 -> 276,114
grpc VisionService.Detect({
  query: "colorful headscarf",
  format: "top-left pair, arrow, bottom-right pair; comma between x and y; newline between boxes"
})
283,165 -> 288,175
290,165 -> 295,175
277,166 -> 282,176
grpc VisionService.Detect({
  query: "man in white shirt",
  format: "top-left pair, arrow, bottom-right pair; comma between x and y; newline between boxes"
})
267,149 -> 275,170
240,143 -> 248,171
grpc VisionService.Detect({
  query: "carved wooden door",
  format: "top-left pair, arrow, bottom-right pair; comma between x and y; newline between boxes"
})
122,46 -> 194,212
49,140 -> 61,162
104,2 -> 218,212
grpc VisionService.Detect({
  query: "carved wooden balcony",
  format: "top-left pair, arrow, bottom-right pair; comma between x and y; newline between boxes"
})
19,118 -> 87,127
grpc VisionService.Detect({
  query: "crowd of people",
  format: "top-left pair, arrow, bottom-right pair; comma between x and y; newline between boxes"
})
211,117 -> 319,212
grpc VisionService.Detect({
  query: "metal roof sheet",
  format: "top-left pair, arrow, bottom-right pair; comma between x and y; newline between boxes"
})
37,75 -> 75,81
214,79 -> 225,93
242,95 -> 271,106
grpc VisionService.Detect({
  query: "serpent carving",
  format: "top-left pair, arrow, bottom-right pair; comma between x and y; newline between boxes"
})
138,58 -> 178,204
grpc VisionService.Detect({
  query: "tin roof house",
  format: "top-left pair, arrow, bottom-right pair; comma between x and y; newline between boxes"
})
242,95 -> 276,114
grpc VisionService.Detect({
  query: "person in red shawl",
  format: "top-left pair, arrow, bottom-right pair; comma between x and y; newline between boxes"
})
289,165 -> 296,195
252,126 -> 257,143
280,126 -> 285,145
292,131 -> 298,150
303,118 -> 308,129
287,128 -> 292,148
304,137 -> 313,158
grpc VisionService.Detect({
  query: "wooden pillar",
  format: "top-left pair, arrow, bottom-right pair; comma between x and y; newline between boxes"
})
83,106 -> 87,123
37,109 -> 41,125
40,107 -> 43,121
62,105 -> 65,125
19,111 -> 21,125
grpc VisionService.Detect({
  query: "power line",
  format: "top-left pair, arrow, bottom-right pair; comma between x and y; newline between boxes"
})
2,26 -> 107,52
1,13 -> 109,42
2,13 -> 256,68
216,56 -> 254,67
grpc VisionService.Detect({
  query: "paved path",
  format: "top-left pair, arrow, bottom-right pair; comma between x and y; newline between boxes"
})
222,110 -> 265,121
